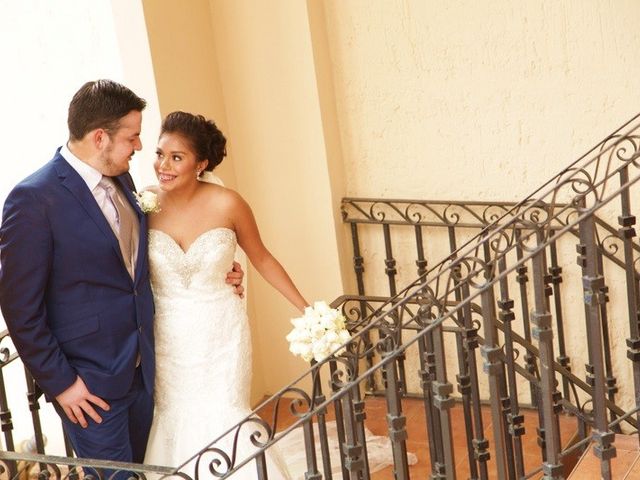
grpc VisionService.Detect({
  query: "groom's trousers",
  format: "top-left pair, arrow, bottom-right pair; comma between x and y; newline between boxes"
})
54,367 -> 153,473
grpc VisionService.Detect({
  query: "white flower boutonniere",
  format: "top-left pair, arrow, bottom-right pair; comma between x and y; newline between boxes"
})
134,191 -> 161,213
286,301 -> 351,362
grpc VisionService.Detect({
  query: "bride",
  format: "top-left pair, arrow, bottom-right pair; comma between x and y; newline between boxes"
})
143,111 -> 308,478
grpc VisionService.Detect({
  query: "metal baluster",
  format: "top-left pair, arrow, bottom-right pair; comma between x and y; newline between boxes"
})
482,239 -> 516,478
460,280 -> 490,480
382,224 -> 407,397
301,417 -> 322,480
0,364 -> 16,476
381,342 -> 410,480
595,248 -> 619,432
23,369 -> 47,475
351,390 -> 371,480
515,229 -> 539,407
417,297 -> 455,480
517,230 -> 547,464
547,236 -> 571,403
496,255 -> 525,478
310,364 -> 333,479
351,222 -> 366,296
415,225 -> 428,278
451,277 -> 480,478
340,387 -> 365,479
330,360 -> 350,480
577,201 -> 615,480
478,251 -> 508,479
382,224 -> 397,297
255,451 -> 268,480
430,308 -> 456,479
617,165 -> 640,444
350,223 -> 375,393
446,226 -> 479,478
417,330 -> 442,478
419,301 -> 449,477
530,227 -> 563,480
332,351 -> 370,480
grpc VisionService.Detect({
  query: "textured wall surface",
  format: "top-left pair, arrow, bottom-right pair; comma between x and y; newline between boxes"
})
323,0 -> 640,201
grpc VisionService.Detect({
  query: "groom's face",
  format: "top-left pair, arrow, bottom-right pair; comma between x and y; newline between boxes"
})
99,110 -> 143,176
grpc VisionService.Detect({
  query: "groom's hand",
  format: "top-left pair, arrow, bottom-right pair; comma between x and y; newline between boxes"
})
56,376 -> 110,428
226,261 -> 245,298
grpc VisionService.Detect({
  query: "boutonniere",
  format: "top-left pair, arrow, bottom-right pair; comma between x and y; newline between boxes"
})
134,191 -> 161,213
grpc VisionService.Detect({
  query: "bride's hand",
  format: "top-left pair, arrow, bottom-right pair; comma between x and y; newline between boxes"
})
226,261 -> 245,298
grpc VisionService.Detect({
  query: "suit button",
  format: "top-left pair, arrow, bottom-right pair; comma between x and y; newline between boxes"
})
138,326 -> 142,333
133,289 -> 138,296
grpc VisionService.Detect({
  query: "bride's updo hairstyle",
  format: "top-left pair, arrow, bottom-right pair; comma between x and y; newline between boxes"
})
160,111 -> 227,171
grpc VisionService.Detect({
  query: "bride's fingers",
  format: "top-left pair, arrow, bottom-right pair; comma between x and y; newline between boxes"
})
232,260 -> 244,274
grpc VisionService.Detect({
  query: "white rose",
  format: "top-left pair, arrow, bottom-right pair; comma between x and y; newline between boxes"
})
135,190 -> 161,213
320,316 -> 337,330
286,329 -> 302,343
313,301 -> 332,315
312,344 -> 330,362
324,330 -> 339,343
291,317 -> 309,329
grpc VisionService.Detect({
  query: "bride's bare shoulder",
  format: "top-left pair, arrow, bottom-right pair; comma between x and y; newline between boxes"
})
201,184 -> 248,211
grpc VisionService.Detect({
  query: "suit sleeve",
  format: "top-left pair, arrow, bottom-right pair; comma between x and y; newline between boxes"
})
0,185 -> 77,397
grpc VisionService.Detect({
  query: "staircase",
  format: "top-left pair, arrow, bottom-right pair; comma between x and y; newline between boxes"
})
1,114 -> 640,479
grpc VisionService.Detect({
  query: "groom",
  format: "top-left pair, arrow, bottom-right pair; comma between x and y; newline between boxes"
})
0,80 -> 243,464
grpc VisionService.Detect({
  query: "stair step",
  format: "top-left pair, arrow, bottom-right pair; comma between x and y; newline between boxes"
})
569,435 -> 640,479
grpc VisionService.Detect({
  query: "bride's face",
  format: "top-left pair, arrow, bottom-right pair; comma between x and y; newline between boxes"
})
155,133 -> 204,191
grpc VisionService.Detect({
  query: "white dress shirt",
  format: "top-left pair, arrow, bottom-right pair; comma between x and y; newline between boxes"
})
60,144 -> 107,206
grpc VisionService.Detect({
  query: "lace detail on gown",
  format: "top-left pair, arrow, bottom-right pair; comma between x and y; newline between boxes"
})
143,228 -> 290,478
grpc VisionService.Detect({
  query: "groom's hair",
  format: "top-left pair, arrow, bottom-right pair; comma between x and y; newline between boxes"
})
67,79 -> 146,141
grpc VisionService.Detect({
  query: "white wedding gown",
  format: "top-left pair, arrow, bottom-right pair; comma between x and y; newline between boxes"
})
143,227 -> 291,478
143,225 -> 410,478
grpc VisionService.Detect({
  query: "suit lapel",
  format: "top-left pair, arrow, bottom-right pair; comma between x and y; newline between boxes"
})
53,155 -> 127,272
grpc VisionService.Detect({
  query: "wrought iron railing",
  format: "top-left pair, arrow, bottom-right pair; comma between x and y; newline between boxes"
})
1,113 -> 640,479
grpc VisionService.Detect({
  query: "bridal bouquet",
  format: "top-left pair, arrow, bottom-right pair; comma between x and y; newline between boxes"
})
286,301 -> 351,362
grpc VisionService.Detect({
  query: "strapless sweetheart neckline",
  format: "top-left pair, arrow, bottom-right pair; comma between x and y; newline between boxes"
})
149,227 -> 235,255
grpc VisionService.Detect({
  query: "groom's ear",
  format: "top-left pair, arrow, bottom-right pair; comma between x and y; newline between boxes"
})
91,129 -> 107,150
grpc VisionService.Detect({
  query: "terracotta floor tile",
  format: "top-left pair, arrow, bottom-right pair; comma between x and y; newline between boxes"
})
258,395 -> 589,478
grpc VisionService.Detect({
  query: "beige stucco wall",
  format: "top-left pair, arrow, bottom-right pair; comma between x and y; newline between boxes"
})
322,0 -> 640,200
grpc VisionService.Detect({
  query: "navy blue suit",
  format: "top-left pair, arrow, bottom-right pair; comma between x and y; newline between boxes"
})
0,149 -> 155,463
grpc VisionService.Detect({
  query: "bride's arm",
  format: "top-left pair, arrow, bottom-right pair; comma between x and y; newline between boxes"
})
229,191 -> 308,312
